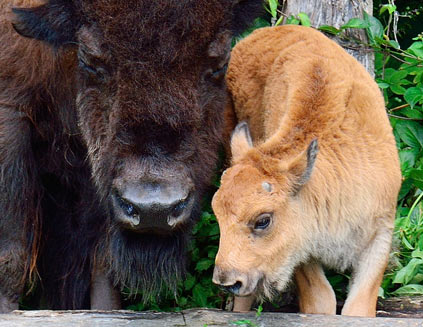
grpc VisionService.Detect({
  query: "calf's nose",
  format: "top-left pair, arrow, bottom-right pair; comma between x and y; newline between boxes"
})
212,266 -> 245,296
113,180 -> 194,233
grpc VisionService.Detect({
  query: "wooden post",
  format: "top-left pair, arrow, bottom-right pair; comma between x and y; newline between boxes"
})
282,0 -> 375,74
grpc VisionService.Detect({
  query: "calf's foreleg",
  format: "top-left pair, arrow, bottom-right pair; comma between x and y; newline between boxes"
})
295,262 -> 336,315
233,294 -> 255,312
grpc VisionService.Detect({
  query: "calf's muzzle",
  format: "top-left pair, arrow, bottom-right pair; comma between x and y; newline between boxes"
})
212,265 -> 259,297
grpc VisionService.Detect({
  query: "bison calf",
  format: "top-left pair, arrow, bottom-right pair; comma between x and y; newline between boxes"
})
212,25 -> 401,317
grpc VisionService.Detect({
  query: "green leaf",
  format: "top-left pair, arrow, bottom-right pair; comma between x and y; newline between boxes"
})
363,11 -> 384,45
383,68 -> 397,81
409,42 -> 423,58
256,304 -> 263,317
393,258 -> 423,284
207,246 -> 218,259
193,284 -> 208,307
410,169 -> 423,189
412,248 -> 423,260
275,15 -> 284,27
404,87 -> 423,109
377,82 -> 390,89
392,284 -> 423,296
395,120 -> 423,149
195,258 -> 214,272
389,40 -> 401,49
395,215 -> 410,230
177,297 -> 188,307
184,274 -> 196,291
390,84 -> 406,95
208,223 -> 219,236
402,235 -> 415,251
413,71 -> 423,84
232,17 -> 271,45
318,25 -> 341,35
411,273 -> 423,284
380,4 -> 397,15
298,13 -> 311,27
268,0 -> 278,18
389,70 -> 409,84
286,15 -> 300,25
378,286 -> 385,299
399,149 -> 417,173
398,178 -> 413,200
340,18 -> 368,30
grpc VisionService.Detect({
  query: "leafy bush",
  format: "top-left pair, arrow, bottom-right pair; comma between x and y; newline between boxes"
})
364,3 -> 423,297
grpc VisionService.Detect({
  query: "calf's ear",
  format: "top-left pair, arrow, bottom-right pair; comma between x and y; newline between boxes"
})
12,0 -> 78,47
288,139 -> 319,195
231,0 -> 264,36
230,121 -> 253,163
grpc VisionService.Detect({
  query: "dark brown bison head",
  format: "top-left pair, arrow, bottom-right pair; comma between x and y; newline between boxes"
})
12,0 -> 262,297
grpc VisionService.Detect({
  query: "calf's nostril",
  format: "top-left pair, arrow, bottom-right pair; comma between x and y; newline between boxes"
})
220,281 -> 242,294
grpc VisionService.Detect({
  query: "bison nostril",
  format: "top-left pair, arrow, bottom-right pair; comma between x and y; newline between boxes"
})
171,195 -> 190,218
115,193 -> 140,219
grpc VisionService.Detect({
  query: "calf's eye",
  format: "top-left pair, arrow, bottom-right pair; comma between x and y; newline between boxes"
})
253,213 -> 272,230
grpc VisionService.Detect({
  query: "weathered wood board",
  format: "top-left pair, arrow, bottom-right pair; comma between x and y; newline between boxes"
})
2,309 -> 423,327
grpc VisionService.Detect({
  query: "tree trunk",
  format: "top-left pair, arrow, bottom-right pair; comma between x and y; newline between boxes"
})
282,0 -> 374,74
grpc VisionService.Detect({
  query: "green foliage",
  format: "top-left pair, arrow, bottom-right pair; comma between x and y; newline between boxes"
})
382,193 -> 423,296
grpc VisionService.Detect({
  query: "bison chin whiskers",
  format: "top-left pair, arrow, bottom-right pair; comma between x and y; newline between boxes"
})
98,224 -> 191,303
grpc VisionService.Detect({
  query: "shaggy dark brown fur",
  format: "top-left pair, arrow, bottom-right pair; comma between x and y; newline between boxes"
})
0,0 -> 262,311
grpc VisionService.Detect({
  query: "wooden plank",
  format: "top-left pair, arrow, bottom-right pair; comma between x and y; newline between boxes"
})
1,309 -> 423,327
0,310 -> 185,327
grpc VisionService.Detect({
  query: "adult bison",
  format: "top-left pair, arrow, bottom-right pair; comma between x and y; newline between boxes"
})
0,0 -> 262,312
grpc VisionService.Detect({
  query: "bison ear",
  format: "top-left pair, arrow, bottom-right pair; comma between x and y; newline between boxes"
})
12,0 -> 78,47
230,121 -> 253,163
231,0 -> 264,35
288,139 -> 319,195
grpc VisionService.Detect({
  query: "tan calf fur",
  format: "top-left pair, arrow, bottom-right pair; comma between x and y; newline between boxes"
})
212,25 -> 402,317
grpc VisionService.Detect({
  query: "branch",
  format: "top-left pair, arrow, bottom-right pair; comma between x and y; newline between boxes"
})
388,114 -> 423,121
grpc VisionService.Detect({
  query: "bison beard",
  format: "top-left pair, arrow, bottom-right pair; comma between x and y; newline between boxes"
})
104,228 -> 189,301
101,202 -> 199,302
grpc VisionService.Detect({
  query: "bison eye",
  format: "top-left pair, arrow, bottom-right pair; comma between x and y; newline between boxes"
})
207,63 -> 228,84
78,59 -> 97,75
78,59 -> 108,81
212,63 -> 228,80
253,213 -> 272,231
77,51 -> 109,82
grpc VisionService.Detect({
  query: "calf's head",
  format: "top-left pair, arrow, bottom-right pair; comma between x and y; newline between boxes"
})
212,122 -> 319,299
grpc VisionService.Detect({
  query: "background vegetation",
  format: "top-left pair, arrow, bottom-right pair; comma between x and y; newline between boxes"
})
127,0 -> 423,311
